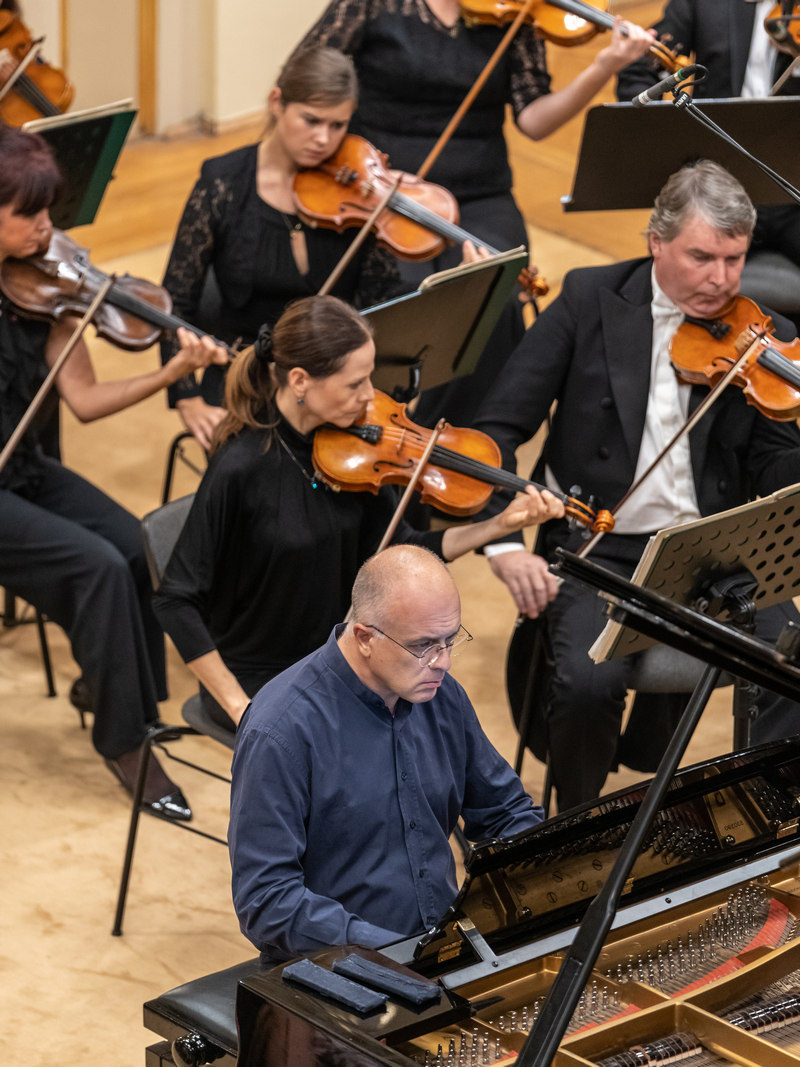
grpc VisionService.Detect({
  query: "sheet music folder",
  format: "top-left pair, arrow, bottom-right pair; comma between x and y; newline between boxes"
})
361,247 -> 527,398
24,100 -> 137,229
563,98 -> 800,212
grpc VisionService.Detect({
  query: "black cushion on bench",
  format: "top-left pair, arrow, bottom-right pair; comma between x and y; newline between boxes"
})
144,958 -> 264,1054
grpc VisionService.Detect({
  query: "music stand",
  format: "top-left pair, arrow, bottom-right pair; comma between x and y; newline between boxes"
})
591,480 -> 800,662
517,541 -> 800,1066
361,248 -> 528,401
562,99 -> 800,211
24,100 -> 137,229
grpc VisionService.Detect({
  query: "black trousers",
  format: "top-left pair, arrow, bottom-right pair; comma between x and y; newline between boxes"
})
401,192 -> 529,428
1,458 -> 166,759
543,529 -> 800,812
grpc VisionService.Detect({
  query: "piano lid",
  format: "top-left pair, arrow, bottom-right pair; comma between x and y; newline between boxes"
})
412,738 -> 800,974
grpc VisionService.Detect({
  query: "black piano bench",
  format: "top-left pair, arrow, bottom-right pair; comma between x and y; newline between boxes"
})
144,958 -> 264,1067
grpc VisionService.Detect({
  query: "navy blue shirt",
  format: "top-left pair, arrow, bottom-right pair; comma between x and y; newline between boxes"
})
229,627 -> 543,964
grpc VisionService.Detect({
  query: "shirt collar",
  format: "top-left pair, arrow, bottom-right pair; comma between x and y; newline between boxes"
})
650,267 -> 684,319
320,625 -> 412,721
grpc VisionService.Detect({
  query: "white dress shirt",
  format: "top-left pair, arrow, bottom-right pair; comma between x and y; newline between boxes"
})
741,0 -> 777,98
485,268 -> 701,558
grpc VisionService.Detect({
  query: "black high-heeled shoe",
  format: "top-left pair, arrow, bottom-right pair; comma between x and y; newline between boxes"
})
105,745 -> 192,822
69,676 -> 92,729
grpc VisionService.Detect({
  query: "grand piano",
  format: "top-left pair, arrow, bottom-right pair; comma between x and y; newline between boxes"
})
146,736 -> 800,1066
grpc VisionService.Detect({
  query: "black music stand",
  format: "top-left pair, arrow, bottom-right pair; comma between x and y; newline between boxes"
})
562,98 -> 800,211
517,491 -> 800,1065
24,100 -> 137,228
361,248 -> 528,401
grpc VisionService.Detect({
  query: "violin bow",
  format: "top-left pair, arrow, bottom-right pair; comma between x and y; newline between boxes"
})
0,33 -> 44,105
317,174 -> 403,295
576,332 -> 765,559
416,0 -> 537,180
343,417 -> 447,622
0,274 -> 114,478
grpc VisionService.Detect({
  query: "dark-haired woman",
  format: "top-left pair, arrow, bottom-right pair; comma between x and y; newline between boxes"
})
153,294 -> 563,730
0,125 -> 226,816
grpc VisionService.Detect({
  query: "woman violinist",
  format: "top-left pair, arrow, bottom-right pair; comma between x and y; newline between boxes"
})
296,0 -> 655,424
160,45 -> 483,451
153,294 -> 563,731
0,126 -> 226,818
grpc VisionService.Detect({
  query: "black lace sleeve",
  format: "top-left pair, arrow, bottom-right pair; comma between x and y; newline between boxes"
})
294,0 -> 372,54
355,242 -> 407,309
160,173 -> 230,406
509,24 -> 551,118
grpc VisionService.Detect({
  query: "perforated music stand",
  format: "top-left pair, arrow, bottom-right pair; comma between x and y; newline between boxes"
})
361,248 -> 528,401
590,481 -> 800,662
562,99 -> 800,211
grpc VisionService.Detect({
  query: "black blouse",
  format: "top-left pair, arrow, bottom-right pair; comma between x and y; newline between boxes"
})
0,299 -> 52,493
160,144 -> 402,406
299,0 -> 551,202
153,419 -> 445,690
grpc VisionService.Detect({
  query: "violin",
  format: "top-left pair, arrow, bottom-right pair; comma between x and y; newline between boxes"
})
459,0 -> 691,73
312,388 -> 614,532
293,134 -> 501,262
765,2 -> 800,58
0,11 -> 73,126
0,229 -> 229,352
670,295 -> 800,421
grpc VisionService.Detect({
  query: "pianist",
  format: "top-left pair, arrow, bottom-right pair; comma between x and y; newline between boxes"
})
229,544 -> 543,964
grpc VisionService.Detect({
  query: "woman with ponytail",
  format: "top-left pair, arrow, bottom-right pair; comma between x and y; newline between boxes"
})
153,294 -> 563,731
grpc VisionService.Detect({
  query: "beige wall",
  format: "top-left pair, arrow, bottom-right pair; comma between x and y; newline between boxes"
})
157,0 -> 330,134
15,0 -> 61,61
31,1 -> 330,135
64,0 -> 138,113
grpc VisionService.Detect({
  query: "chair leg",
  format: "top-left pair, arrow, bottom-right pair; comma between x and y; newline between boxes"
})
161,432 -> 191,506
112,730 -> 154,936
541,754 -> 554,818
3,587 -> 16,625
35,610 -> 56,698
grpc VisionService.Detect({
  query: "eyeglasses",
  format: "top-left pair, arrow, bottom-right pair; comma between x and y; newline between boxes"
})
364,623 -> 473,667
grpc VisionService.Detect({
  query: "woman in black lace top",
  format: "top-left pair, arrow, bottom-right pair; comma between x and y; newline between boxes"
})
298,0 -> 655,425
160,46 -> 409,450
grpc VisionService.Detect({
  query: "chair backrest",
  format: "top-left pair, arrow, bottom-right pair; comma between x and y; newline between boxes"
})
141,493 -> 195,590
740,250 -> 800,316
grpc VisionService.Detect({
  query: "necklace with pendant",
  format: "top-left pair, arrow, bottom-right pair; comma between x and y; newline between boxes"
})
276,431 -> 330,490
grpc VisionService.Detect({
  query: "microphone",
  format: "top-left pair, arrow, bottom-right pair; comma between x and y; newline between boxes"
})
632,64 -> 705,107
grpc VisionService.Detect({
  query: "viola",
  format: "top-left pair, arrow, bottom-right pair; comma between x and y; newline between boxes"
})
670,295 -> 800,421
765,2 -> 800,57
0,229 -> 230,352
293,134 -> 502,262
459,0 -> 691,73
312,388 -> 614,532
0,11 -> 73,126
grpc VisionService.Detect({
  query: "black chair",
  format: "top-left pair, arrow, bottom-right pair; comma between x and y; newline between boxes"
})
3,589 -> 56,699
507,610 -> 743,817
113,493 -> 235,936
740,249 -> 800,329
144,957 -> 263,1067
